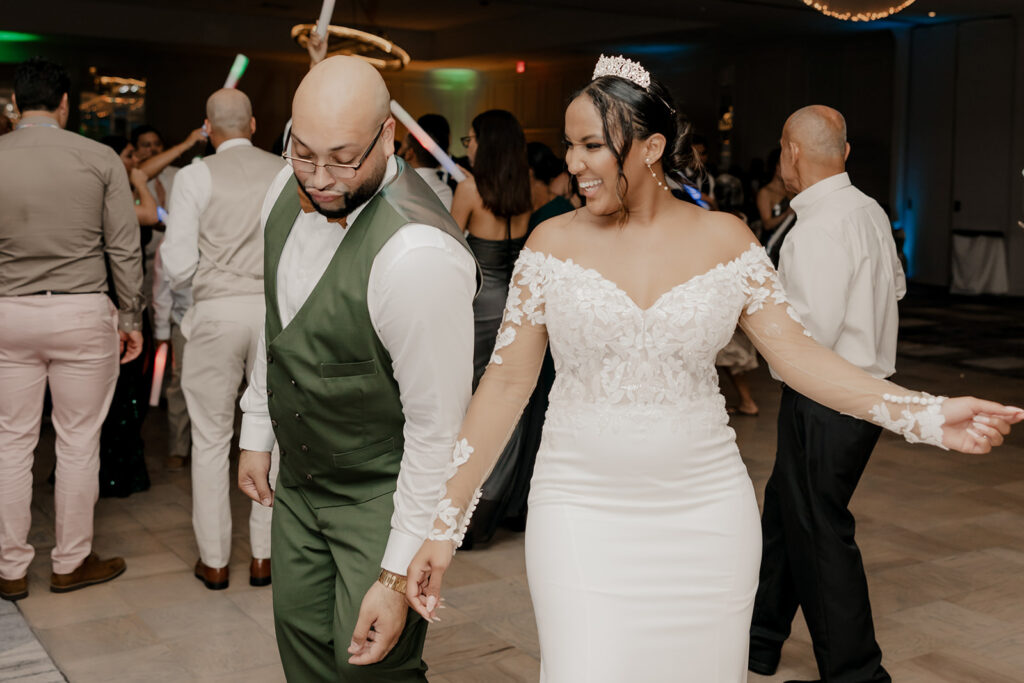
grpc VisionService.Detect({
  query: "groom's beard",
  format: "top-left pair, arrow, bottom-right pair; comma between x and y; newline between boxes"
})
297,159 -> 386,220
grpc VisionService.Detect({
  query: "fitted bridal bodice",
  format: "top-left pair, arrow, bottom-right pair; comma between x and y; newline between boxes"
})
519,248 -> 758,417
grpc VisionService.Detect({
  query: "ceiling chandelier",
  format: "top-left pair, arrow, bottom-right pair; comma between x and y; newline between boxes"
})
802,0 -> 917,22
291,23 -> 411,71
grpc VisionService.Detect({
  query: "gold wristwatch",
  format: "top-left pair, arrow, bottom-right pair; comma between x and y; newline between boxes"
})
378,568 -> 408,594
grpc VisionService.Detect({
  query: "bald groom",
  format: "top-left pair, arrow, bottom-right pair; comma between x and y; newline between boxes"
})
238,57 -> 478,681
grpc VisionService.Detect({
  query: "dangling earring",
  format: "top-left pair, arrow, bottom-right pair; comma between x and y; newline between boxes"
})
646,159 -> 671,192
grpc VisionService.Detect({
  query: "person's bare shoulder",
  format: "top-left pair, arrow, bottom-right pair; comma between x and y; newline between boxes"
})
525,208 -> 587,257
676,204 -> 760,263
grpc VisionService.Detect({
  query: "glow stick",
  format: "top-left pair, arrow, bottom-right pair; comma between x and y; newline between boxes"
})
224,54 -> 249,89
149,342 -> 169,407
390,100 -> 467,183
157,206 -> 168,223
316,0 -> 335,39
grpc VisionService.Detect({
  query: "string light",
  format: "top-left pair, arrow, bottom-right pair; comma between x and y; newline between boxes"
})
802,0 -> 916,22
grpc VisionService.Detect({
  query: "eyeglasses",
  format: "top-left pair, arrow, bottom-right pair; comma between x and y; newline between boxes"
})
460,134 -> 476,149
283,122 -> 386,179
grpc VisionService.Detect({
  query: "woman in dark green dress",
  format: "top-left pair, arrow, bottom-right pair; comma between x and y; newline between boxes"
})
527,142 -> 578,231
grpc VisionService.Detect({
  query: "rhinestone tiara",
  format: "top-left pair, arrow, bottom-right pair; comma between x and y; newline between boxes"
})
592,54 -> 651,90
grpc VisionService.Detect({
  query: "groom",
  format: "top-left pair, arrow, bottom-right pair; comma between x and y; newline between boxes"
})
237,56 -> 478,681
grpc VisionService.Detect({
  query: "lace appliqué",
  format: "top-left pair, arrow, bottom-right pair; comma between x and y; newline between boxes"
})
428,439 -> 483,549
868,397 -> 948,449
490,251 -> 548,365
737,248 -> 813,338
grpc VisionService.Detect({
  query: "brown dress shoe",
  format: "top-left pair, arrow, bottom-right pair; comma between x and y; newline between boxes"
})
0,575 -> 28,601
165,455 -> 188,470
51,553 -> 126,593
194,559 -> 229,590
249,558 -> 271,587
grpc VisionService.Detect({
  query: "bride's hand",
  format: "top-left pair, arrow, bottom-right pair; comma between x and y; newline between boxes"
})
941,397 -> 1024,453
405,539 -> 455,622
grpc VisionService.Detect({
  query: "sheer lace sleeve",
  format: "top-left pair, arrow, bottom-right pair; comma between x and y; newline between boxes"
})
429,248 -> 551,548
735,245 -> 947,448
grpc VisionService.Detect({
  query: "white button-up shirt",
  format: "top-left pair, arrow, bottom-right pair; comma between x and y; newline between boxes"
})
239,157 -> 477,575
778,172 -> 906,380
159,137 -> 253,291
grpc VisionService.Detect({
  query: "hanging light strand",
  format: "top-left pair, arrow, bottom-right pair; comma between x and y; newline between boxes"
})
802,0 -> 917,22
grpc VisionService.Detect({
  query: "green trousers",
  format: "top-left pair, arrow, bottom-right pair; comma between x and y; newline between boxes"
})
271,483 -> 428,682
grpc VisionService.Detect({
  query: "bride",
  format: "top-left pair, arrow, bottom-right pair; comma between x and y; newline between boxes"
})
404,56 -> 1022,681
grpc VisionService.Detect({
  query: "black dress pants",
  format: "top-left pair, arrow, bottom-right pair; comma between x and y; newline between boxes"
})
750,387 -> 890,683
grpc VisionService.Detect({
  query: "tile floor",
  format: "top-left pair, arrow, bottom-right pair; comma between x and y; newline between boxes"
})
7,293 -> 1024,682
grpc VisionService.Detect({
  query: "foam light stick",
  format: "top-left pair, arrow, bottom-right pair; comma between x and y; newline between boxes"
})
390,100 -> 467,183
224,54 -> 249,89
316,0 -> 335,39
149,342 -> 169,407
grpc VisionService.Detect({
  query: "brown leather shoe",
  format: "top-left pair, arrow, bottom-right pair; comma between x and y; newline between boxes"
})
165,455 -> 188,470
0,575 -> 28,601
194,559 -> 229,590
50,553 -> 126,593
249,558 -> 271,587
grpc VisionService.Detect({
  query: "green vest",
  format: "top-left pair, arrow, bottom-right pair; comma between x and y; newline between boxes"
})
264,159 -> 478,508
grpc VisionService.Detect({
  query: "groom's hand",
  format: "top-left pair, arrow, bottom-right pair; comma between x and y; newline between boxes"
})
348,580 -> 407,665
238,450 -> 273,507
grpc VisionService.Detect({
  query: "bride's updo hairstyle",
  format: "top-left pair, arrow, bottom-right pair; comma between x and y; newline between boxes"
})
577,58 -> 695,222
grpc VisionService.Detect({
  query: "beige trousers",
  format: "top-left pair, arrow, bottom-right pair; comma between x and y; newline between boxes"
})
181,295 -> 274,567
166,321 -> 191,458
0,294 -> 119,578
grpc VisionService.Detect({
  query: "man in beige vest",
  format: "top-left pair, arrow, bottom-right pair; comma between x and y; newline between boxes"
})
160,88 -> 285,590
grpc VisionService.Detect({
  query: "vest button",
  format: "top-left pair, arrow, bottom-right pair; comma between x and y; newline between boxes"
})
271,419 -> 278,428
266,389 -> 273,398
280,449 -> 286,457
267,354 -> 274,364
290,379 -> 297,386
301,444 -> 309,453
306,473 -> 313,481
294,412 -> 301,420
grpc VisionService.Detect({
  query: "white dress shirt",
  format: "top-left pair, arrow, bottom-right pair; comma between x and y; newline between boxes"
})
778,172 -> 907,379
239,157 -> 477,575
159,138 -> 252,291
151,248 -> 193,339
413,167 -> 454,211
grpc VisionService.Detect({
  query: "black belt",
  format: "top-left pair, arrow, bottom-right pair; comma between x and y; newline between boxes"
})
14,290 -> 104,296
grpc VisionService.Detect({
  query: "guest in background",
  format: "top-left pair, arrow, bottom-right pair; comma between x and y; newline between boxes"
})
452,109 -> 533,547
0,114 -> 12,136
161,88 -> 285,590
399,113 -> 454,210
0,57 -> 143,600
527,141 -> 576,231
756,148 -> 795,254
97,134 -> 156,498
152,248 -> 193,470
684,133 -> 718,210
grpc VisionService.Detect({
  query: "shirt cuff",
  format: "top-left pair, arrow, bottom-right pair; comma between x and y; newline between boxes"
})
239,414 -> 277,452
118,310 -> 143,333
380,529 -> 423,576
153,320 -> 170,340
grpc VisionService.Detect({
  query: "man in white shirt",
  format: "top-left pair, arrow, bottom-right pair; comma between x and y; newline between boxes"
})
236,57 -> 477,681
398,113 -> 455,210
749,106 -> 904,683
160,88 -> 285,591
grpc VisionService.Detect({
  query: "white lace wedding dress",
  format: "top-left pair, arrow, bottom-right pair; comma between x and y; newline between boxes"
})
428,242 -> 945,682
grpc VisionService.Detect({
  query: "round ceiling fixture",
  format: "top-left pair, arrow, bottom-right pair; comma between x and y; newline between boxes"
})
802,0 -> 917,22
291,23 -> 411,71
